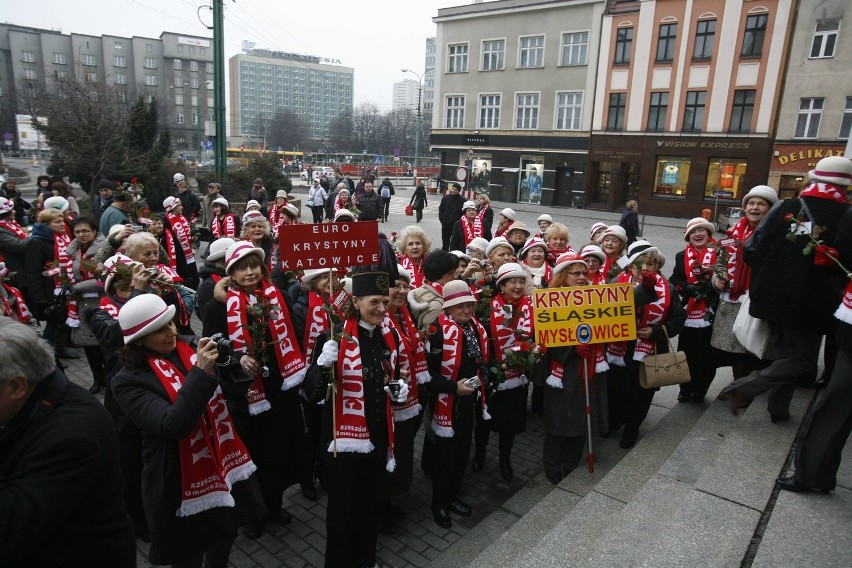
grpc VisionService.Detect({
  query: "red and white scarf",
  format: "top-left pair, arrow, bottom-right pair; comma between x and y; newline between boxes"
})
587,268 -> 607,286
800,181 -> 848,204
148,341 -> 256,516
387,307 -> 428,422
302,290 -> 330,366
159,228 -> 178,270
98,294 -> 124,318
490,292 -> 533,390
461,215 -> 483,247
226,281 -> 307,414
724,218 -> 754,303
400,255 -> 425,289
331,318 -> 399,472
212,214 -> 237,239
545,347 -> 602,390
606,273 -> 671,365
476,205 -> 490,231
835,280 -> 852,326
684,242 -> 716,328
0,219 -> 27,240
51,230 -> 81,328
166,212 -> 195,263
432,313 -> 489,437
494,223 -> 510,239
1,282 -> 32,323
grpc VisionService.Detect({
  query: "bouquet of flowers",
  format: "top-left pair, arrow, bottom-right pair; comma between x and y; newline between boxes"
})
785,210 -> 851,277
489,328 -> 545,383
246,293 -> 281,378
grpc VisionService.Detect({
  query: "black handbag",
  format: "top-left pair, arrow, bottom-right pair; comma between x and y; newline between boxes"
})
43,288 -> 70,323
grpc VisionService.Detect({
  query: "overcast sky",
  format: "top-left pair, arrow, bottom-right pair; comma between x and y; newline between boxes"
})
3,0 -> 463,110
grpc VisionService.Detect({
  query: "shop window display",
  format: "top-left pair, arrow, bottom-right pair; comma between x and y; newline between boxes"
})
653,156 -> 690,198
704,159 -> 747,200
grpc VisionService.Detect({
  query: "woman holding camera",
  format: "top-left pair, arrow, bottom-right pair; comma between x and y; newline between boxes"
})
111,293 -> 263,568
202,241 -> 309,539
303,271 -> 410,568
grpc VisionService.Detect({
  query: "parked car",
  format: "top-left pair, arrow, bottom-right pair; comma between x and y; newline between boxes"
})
716,206 -> 745,232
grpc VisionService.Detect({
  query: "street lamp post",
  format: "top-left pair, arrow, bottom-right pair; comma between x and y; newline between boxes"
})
401,68 -> 432,184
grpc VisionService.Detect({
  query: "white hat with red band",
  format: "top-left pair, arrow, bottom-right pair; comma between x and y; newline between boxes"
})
118,293 -> 176,344
225,241 -> 265,274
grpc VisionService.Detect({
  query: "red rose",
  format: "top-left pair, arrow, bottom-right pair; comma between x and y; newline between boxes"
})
428,325 -> 437,334
783,213 -> 794,221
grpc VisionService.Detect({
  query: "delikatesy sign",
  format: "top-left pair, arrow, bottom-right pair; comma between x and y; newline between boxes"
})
531,283 -> 636,347
278,221 -> 379,270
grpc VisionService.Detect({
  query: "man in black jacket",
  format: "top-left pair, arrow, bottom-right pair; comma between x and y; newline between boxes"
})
0,318 -> 136,567
357,181 -> 383,222
438,183 -> 465,251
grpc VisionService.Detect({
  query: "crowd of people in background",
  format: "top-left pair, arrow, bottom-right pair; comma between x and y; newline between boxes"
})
2,156 -> 851,568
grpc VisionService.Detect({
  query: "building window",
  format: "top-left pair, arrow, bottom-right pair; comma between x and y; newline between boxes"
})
207,96 -> 214,107
117,91 -> 126,102
84,72 -> 97,82
447,44 -> 468,73
178,44 -> 184,53
174,76 -> 183,87
145,75 -> 157,86
693,19 -> 716,60
729,89 -> 755,132
560,31 -> 589,65
647,92 -> 669,131
445,95 -> 464,128
810,20 -> 839,58
115,73 -> 127,85
22,50 -> 36,63
192,113 -> 199,126
682,91 -> 706,132
176,112 -> 184,125
839,96 -> 852,139
174,59 -> 182,70
206,62 -> 213,73
606,92 -> 627,131
191,95 -> 198,107
115,41 -> 123,50
113,56 -> 126,67
479,94 -> 501,129
54,70 -> 67,80
482,39 -> 505,71
24,69 -> 37,80
654,157 -> 691,198
83,54 -> 96,66
656,23 -> 677,62
175,93 -> 184,105
795,97 -> 823,138
515,93 -> 540,128
190,60 -> 199,72
741,13 -> 768,57
706,159 -> 748,200
190,77 -> 199,88
145,94 -> 155,103
614,27 -> 633,64
555,91 -> 582,130
52,52 -> 66,65
145,43 -> 152,52
519,36 -> 545,68
144,57 -> 157,69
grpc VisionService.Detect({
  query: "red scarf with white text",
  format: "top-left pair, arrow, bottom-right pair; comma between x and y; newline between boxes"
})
725,218 -> 754,302
684,242 -> 716,328
835,279 -> 852,325
489,292 -> 533,390
400,255 -> 426,289
166,212 -> 195,263
0,220 -> 27,240
1,282 -> 32,323
606,272 -> 671,365
387,308 -> 426,422
302,290 -> 330,366
212,214 -> 237,239
159,228 -> 178,270
799,181 -> 848,204
461,215 -> 483,246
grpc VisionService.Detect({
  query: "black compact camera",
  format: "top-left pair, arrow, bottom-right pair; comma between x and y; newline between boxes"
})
208,333 -> 234,366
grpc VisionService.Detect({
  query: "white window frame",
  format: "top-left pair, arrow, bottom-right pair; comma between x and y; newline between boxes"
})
445,94 -> 465,128
173,59 -> 182,70
514,92 -> 541,129
24,69 -> 37,80
22,50 -> 35,63
478,93 -> 502,129
82,54 -> 96,66
190,77 -> 199,89
481,38 -> 506,71
560,31 -> 589,66
191,95 -> 199,107
447,43 -> 469,73
190,60 -> 199,72
554,91 -> 583,130
192,112 -> 199,126
113,56 -> 126,68
144,57 -> 157,69
174,76 -> 183,88
175,93 -> 184,105
518,35 -> 545,68
809,20 -> 840,59
144,74 -> 157,86
794,97 -> 823,139
115,73 -> 127,85
84,72 -> 97,82
176,112 -> 184,125
839,96 -> 852,140
145,43 -> 152,52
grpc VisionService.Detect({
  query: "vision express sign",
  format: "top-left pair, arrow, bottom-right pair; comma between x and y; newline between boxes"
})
277,221 -> 379,270
531,283 -> 637,347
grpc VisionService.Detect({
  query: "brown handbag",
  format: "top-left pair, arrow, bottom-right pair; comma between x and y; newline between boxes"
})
639,326 -> 691,389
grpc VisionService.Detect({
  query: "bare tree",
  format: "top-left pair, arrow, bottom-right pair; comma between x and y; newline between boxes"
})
351,103 -> 384,155
266,110 -> 307,152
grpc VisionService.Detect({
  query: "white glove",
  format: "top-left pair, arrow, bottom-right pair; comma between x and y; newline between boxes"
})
317,340 -> 339,368
384,380 -> 410,404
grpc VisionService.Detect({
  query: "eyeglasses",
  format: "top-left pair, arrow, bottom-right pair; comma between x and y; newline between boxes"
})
564,271 -> 586,277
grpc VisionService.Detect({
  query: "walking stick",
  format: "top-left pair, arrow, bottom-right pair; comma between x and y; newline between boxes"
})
584,356 -> 595,473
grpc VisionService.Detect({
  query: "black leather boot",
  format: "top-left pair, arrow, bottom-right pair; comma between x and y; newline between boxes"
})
499,451 -> 513,481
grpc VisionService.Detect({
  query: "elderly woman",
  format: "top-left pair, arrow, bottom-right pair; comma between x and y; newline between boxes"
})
535,214 -> 553,239
476,193 -> 494,239
111,293 -> 263,568
493,207 -> 515,239
580,244 -> 608,285
409,250 -> 460,329
599,225 -> 628,278
302,272 -> 410,568
268,190 -> 290,237
589,222 -> 608,246
519,237 -> 551,288
241,211 -> 274,272
711,186 -> 778,390
506,222 -> 531,257
670,217 -> 719,404
607,241 -> 685,448
450,200 -> 483,252
398,224 -> 431,289
619,200 -> 640,245
202,242 -> 309,539
543,222 -> 573,266
542,252 -> 609,483
423,279 -> 488,528
333,188 -> 354,215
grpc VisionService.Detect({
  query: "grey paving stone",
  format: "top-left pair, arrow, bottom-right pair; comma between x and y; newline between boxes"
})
499,472 -> 555,517
836,436 -> 852,489
426,509 -> 518,568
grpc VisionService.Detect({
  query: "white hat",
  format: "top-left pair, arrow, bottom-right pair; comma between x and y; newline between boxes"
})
450,250 -> 471,263
552,252 -> 588,277
118,293 -> 176,344
589,222 -> 609,240
537,214 -> 553,224
301,268 -> 328,284
462,200 -> 477,212
225,241 -> 265,274
495,262 -> 529,285
601,225 -> 628,244
43,196 -> 69,212
396,264 -> 412,284
486,237 -> 513,258
242,210 -> 266,226
103,253 -> 136,292
808,156 -> 852,187
173,173 -> 185,182
520,236 -> 547,259
283,203 -> 299,218
507,221 -> 530,238
338,188 -> 350,196
579,244 -> 606,263
626,240 -> 659,265
275,190 -> 289,199
334,209 -> 355,222
442,279 -> 476,309
741,185 -> 779,208
163,196 -> 180,212
108,224 -> 127,239
211,197 -> 229,209
0,197 -> 13,215
683,217 -> 715,241
499,208 -> 516,221
245,199 -> 261,211
467,237 -> 489,253
207,237 -> 236,262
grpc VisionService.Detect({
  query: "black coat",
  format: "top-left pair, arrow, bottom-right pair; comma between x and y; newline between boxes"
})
480,206 -> 494,240
409,186 -> 428,210
23,223 -> 57,310
195,261 -> 226,320
0,222 -> 28,289
0,370 -> 136,567
439,193 -> 465,226
357,190 -> 383,221
177,190 -> 202,220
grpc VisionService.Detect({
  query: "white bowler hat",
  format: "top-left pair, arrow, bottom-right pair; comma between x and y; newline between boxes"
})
683,217 -> 715,241
520,236 -> 547,259
43,196 -> 69,212
601,225 -> 628,244
334,209 -> 355,222
462,200 -> 477,212
451,250 -> 472,263
245,199 -> 261,211
589,222 -> 609,240
396,264 -> 412,284
552,252 -> 588,277
207,237 -> 236,262
211,197 -> 229,209
163,196 -> 180,212
301,268 -> 328,284
579,244 -> 606,263
741,185 -> 779,208
442,279 -> 476,309
467,237 -> 489,253
486,237 -> 513,258
283,203 -> 299,218
495,262 -> 529,285
0,197 -> 13,215
626,240 -> 659,265
103,253 -> 136,292
808,156 -> 852,187
173,173 -> 186,182
225,241 -> 265,274
499,208 -> 516,221
537,214 -> 553,224
242,210 -> 266,226
507,221 -> 530,238
275,190 -> 289,199
118,293 -> 176,344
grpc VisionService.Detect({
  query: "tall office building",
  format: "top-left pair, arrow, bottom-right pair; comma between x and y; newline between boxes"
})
422,37 -> 436,126
392,79 -> 419,111
228,49 -> 354,144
